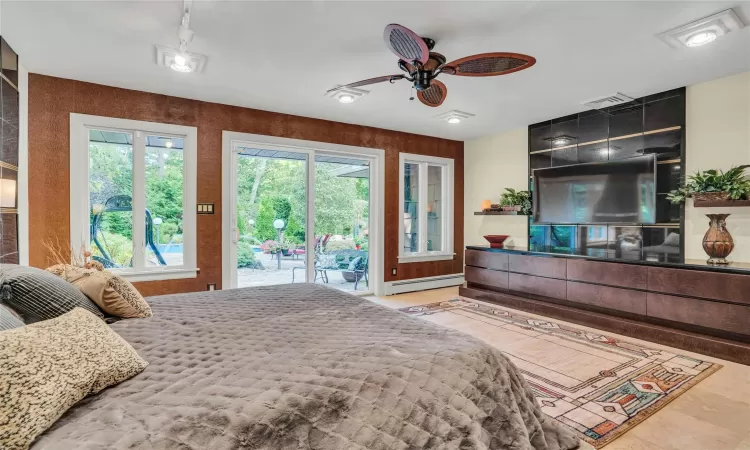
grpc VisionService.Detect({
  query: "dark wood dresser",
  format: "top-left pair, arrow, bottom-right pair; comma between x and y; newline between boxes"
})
461,246 -> 750,365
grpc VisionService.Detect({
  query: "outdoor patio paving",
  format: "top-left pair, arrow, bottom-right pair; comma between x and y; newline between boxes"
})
237,255 -> 367,293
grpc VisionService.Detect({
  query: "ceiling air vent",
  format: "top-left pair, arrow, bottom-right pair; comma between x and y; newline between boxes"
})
582,93 -> 635,110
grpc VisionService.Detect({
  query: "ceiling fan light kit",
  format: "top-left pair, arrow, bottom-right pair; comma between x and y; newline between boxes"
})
327,23 -> 537,108
658,8 -> 744,49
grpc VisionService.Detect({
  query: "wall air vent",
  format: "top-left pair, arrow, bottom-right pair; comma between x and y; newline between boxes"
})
582,93 -> 635,110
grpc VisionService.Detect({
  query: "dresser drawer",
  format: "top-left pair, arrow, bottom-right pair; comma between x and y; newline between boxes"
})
509,273 -> 566,299
647,292 -> 750,336
649,267 -> 750,305
465,250 -> 509,271
566,281 -> 647,315
567,259 -> 648,290
509,254 -> 566,279
465,266 -> 509,290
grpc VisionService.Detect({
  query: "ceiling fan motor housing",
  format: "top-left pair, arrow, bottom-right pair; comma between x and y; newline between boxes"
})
414,70 -> 432,91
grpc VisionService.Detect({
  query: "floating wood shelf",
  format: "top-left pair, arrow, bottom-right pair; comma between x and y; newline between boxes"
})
474,211 -> 523,215
693,199 -> 750,208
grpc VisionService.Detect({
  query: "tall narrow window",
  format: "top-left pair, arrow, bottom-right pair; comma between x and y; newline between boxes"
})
70,115 -> 197,282
398,153 -> 454,262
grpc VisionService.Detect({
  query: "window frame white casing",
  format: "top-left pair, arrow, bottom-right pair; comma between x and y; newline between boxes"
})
69,113 -> 198,282
397,152 -> 455,263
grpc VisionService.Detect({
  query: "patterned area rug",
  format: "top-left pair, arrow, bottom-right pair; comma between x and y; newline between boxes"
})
399,299 -> 722,448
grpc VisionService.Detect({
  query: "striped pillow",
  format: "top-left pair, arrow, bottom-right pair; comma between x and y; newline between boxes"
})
0,265 -> 104,323
0,304 -> 23,331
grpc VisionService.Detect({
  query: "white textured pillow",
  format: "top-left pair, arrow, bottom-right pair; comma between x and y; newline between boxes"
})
0,308 -> 148,449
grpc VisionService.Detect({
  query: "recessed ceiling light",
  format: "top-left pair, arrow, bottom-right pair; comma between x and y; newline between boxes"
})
685,31 -> 717,47
165,140 -> 173,148
325,86 -> 368,104
435,110 -> 475,124
658,9 -> 744,49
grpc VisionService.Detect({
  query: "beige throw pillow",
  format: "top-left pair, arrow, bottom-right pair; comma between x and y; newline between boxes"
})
46,265 -> 152,318
0,308 -> 148,450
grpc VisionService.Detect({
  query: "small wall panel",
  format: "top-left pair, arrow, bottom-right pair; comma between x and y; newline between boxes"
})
566,281 -> 647,315
465,266 -> 509,290
465,249 -> 509,271
509,254 -> 566,279
567,259 -> 648,290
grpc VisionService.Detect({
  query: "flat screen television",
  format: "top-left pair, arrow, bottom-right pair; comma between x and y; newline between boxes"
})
532,155 -> 656,224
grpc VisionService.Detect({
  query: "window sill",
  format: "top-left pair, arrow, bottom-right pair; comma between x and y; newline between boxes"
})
113,268 -> 199,282
398,253 -> 456,263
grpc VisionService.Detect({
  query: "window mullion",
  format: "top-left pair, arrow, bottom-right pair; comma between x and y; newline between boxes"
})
132,130 -> 146,272
418,162 -> 429,254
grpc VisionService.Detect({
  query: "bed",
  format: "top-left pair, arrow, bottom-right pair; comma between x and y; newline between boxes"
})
32,284 -> 580,450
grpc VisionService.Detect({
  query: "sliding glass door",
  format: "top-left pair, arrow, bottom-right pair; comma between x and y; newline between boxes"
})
230,146 -> 310,288
314,154 -> 371,292
226,142 -> 375,294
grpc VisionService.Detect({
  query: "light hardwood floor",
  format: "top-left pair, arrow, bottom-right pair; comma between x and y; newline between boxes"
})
367,287 -> 750,450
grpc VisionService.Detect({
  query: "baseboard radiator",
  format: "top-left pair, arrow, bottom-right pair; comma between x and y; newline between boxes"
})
384,273 -> 464,295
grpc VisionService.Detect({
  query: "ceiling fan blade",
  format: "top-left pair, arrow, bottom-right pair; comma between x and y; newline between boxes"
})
443,52 -> 536,77
383,24 -> 429,64
326,74 -> 405,94
417,80 -> 447,107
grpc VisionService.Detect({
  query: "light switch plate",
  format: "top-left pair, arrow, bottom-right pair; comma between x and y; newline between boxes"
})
197,203 -> 214,214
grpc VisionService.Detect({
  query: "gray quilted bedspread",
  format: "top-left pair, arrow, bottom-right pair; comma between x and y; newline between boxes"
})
33,284 -> 579,450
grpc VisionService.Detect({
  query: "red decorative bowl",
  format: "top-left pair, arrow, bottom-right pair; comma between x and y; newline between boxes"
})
483,235 -> 509,249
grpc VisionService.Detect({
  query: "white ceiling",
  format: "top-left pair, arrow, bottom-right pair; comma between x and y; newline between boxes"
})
4,1 -> 750,141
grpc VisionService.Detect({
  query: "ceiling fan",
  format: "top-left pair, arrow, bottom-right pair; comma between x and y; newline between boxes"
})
327,23 -> 537,107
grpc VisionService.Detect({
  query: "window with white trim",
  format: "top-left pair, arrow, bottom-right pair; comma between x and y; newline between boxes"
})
398,153 -> 454,263
69,114 -> 197,282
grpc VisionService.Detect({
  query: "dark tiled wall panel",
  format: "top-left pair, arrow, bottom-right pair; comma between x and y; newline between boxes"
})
527,87 -> 686,252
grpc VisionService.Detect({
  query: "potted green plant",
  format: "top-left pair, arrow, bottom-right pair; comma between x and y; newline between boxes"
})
500,188 -> 532,215
666,165 -> 750,204
353,235 -> 365,250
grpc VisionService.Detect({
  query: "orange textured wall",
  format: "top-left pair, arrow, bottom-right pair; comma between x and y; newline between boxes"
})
28,74 -> 464,296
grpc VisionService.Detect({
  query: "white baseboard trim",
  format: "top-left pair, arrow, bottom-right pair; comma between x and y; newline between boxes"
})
384,273 -> 465,296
